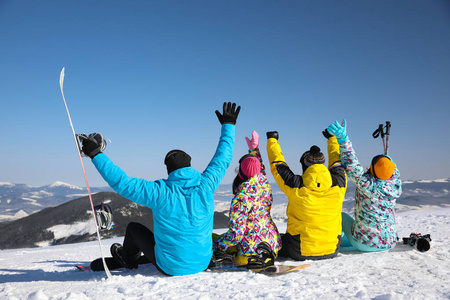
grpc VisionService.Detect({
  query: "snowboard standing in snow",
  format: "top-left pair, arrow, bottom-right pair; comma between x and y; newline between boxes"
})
59,67 -> 112,278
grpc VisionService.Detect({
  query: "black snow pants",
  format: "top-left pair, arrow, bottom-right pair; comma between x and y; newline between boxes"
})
123,222 -> 169,275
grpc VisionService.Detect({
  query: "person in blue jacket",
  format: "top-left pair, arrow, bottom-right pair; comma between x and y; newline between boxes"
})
81,102 -> 240,276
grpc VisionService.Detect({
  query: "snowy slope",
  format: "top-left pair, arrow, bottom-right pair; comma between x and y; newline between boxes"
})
1,207 -> 449,300
0,182 -> 111,223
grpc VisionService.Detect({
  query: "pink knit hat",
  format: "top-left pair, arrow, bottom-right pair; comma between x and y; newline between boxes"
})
239,156 -> 261,179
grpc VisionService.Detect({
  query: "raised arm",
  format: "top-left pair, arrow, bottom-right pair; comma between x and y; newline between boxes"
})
266,131 -> 303,195
246,130 -> 266,175
81,134 -> 161,208
92,153 -> 161,208
202,102 -> 241,192
323,129 -> 347,188
327,120 -> 364,184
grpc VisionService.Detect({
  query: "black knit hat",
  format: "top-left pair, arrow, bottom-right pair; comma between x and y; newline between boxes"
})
164,149 -> 191,174
300,145 -> 325,172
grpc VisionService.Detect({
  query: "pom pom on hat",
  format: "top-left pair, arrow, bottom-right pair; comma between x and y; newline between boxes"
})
300,145 -> 325,172
239,156 -> 261,179
370,155 -> 396,180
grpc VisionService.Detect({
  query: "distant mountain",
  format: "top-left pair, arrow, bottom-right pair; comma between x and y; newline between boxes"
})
216,178 -> 450,216
0,178 -> 448,249
0,181 -> 111,223
0,192 -> 229,250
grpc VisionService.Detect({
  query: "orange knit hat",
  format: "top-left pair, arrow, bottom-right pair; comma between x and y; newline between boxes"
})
370,155 -> 396,180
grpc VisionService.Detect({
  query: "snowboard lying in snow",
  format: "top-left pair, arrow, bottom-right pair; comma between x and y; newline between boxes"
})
76,259 -> 310,276
207,263 -> 310,275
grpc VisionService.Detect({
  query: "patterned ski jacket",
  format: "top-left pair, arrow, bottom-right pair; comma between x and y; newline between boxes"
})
267,136 -> 347,259
213,147 -> 282,257
92,124 -> 235,276
340,140 -> 402,249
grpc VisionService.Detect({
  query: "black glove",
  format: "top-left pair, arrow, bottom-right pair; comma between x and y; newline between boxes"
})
81,133 -> 105,159
266,131 -> 279,140
215,102 -> 241,125
322,129 -> 333,139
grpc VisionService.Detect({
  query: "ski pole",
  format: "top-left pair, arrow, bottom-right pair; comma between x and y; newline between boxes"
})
372,124 -> 386,154
385,121 -> 391,155
59,67 -> 112,279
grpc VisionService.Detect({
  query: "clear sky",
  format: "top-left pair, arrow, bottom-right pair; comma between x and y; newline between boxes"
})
1,0 -> 449,187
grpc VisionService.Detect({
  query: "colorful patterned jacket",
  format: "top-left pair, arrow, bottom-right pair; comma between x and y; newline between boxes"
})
213,147 -> 282,257
340,140 -> 402,249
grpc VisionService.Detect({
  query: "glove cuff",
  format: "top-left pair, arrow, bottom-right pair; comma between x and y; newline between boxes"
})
337,134 -> 349,144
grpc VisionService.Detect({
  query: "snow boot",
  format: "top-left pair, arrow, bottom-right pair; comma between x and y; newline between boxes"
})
110,243 -> 128,268
90,257 -> 124,271
246,242 -> 276,269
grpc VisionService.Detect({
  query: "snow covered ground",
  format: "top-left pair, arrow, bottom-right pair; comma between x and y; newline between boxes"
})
1,207 -> 449,300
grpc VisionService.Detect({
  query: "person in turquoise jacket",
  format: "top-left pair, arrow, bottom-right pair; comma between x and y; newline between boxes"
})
327,120 -> 402,252
81,102 -> 240,276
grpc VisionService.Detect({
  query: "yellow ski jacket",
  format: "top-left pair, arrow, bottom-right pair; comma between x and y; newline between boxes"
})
267,136 -> 347,259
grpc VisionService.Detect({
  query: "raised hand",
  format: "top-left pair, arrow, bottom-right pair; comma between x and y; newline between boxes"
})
80,133 -> 106,158
245,131 -> 259,150
215,102 -> 241,125
327,119 -> 348,143
266,131 -> 279,140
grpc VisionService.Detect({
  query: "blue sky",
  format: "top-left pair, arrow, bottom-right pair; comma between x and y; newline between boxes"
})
1,0 -> 449,187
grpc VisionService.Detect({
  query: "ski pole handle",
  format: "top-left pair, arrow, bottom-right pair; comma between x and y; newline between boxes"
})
372,124 -> 383,138
385,121 -> 391,136
385,121 -> 391,155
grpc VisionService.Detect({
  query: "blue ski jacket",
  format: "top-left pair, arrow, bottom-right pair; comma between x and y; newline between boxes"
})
92,124 -> 235,275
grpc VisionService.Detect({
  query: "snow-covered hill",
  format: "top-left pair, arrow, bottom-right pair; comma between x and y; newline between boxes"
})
0,182 -> 111,223
2,178 -> 449,224
0,192 -> 229,250
216,178 -> 450,220
0,207 -> 449,299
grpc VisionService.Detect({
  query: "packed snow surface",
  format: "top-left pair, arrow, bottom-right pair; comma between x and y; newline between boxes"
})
1,207 -> 449,299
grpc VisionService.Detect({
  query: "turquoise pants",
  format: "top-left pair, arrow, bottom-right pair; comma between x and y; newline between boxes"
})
341,212 -> 393,252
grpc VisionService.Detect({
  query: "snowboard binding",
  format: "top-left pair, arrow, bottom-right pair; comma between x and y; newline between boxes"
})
246,242 -> 276,269
94,203 -> 113,230
209,250 -> 236,267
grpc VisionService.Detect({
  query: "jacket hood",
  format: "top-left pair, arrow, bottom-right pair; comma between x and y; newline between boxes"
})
302,164 -> 332,192
166,166 -> 201,187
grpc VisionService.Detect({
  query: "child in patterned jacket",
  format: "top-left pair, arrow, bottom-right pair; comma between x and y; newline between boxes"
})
213,131 -> 282,265
327,120 -> 402,252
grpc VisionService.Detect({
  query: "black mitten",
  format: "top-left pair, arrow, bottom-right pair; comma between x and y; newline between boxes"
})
322,129 -> 332,139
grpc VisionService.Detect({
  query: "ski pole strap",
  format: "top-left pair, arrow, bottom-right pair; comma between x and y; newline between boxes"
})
372,124 -> 384,138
